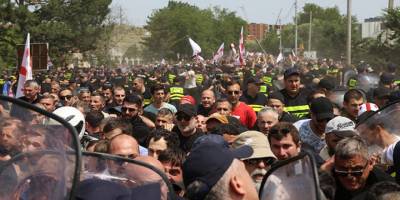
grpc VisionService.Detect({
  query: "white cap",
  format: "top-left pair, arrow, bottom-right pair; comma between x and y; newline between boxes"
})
358,103 -> 379,116
325,116 -> 355,134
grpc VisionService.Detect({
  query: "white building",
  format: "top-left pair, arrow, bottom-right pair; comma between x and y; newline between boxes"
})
361,17 -> 384,39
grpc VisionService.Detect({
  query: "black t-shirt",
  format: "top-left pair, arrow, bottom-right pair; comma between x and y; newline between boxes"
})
197,104 -> 213,117
172,127 -> 204,153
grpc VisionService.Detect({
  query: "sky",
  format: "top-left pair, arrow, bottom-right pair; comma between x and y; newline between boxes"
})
111,0 -> 398,26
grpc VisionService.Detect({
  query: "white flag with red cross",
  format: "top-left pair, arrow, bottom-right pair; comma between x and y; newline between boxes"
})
16,33 -> 33,98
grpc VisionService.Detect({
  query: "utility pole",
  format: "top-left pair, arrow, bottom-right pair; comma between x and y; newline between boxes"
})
295,0 -> 298,55
346,0 -> 352,67
279,18 -> 282,53
389,0 -> 394,9
308,11 -> 312,52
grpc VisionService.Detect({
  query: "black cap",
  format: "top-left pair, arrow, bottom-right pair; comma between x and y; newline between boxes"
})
268,92 -> 285,103
310,97 -> 334,120
177,103 -> 197,117
318,78 -> 335,91
380,73 -> 395,85
183,142 -> 252,200
284,68 -> 300,79
373,87 -> 391,99
246,77 -> 262,85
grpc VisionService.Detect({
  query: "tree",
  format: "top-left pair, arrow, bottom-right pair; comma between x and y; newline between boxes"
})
142,1 -> 246,60
0,0 -> 113,68
261,3 -> 360,60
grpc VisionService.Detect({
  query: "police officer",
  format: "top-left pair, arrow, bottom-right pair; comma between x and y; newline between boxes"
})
168,76 -> 186,108
240,77 -> 268,113
276,68 -> 310,120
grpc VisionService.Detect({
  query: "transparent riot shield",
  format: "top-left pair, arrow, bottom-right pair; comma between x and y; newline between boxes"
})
356,73 -> 380,93
259,152 -> 321,200
328,88 -> 347,108
0,96 -> 81,200
79,152 -> 176,200
342,69 -> 357,87
356,101 -> 400,157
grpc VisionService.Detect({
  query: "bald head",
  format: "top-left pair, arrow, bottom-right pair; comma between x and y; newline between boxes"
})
109,134 -> 139,158
201,89 -> 216,108
135,156 -> 164,171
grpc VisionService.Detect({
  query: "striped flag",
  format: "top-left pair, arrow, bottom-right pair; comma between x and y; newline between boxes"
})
213,43 -> 224,62
16,33 -> 33,98
239,26 -> 245,66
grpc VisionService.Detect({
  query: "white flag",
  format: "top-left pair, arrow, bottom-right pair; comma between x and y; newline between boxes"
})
213,43 -> 224,62
239,26 -> 245,66
276,52 -> 284,63
188,38 -> 201,57
16,33 -> 33,98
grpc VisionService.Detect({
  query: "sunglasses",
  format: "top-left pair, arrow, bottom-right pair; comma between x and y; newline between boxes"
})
60,95 -> 73,100
177,114 -> 192,121
227,90 -> 240,95
121,107 -> 137,113
217,108 -> 229,111
334,163 -> 368,177
115,154 -> 137,165
244,157 -> 275,166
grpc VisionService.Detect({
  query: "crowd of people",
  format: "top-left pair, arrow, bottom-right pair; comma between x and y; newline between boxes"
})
1,54 -> 400,200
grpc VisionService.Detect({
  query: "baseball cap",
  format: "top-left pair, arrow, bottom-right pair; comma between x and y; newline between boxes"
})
358,103 -> 379,117
325,116 -> 355,134
246,77 -> 262,85
310,97 -> 334,120
177,103 -> 197,117
180,95 -> 196,105
373,87 -> 391,99
284,68 -> 300,79
183,142 -> 253,199
380,73 -> 395,85
232,131 -> 276,160
206,113 -> 229,124
318,78 -> 335,91
268,92 -> 285,103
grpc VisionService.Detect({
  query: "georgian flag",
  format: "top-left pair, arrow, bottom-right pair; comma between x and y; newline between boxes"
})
213,43 -> 224,62
16,33 -> 33,98
238,26 -> 245,66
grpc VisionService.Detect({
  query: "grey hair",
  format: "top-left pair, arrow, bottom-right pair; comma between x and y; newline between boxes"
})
379,192 -> 400,200
24,80 -> 39,88
335,137 -> 368,160
258,106 -> 279,120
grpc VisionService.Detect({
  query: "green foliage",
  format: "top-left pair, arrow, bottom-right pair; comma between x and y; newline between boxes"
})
142,1 -> 246,60
261,3 -> 360,59
0,0 -> 112,68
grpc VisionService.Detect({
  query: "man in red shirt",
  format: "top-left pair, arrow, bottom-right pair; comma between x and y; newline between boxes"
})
225,80 -> 257,129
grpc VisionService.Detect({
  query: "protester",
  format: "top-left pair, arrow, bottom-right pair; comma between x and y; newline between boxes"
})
256,107 -> 279,135
232,131 -> 276,192
268,122 -> 301,160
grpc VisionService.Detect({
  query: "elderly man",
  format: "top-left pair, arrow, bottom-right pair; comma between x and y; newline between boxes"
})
256,107 -> 279,135
39,94 -> 56,112
232,131 -> 276,192
11,80 -> 42,118
332,137 -> 394,200
183,142 -> 258,200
